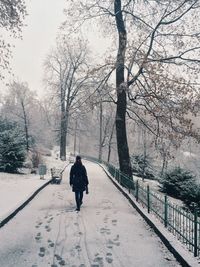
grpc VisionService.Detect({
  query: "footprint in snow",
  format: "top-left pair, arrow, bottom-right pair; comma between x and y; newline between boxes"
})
75,245 -> 82,252
45,225 -> 51,232
35,221 -> 42,228
38,247 -> 46,257
35,232 -> 42,242
54,254 -> 62,261
93,256 -> 104,267
58,259 -> 66,266
104,215 -> 108,221
47,217 -> 53,223
48,239 -> 55,248
100,227 -> 111,235
54,254 -> 66,266
112,219 -> 117,226
105,253 -> 113,264
113,234 -> 119,241
107,239 -> 120,247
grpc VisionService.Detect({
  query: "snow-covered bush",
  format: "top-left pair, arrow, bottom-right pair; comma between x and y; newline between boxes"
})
131,154 -> 155,180
160,167 -> 195,198
181,184 -> 200,212
0,119 -> 26,173
160,166 -> 200,213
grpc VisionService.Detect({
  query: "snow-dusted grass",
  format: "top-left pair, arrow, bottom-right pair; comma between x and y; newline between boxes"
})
133,175 -> 183,207
0,155 -> 67,222
0,172 -> 48,220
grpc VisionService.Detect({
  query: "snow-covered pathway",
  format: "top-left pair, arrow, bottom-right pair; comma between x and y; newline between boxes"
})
0,161 -> 180,267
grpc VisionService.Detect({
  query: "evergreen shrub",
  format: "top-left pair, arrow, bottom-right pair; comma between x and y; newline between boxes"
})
131,154 -> 155,179
0,119 -> 26,173
160,167 -> 200,212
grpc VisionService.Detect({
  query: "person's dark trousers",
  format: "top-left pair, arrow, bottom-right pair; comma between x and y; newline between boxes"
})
75,191 -> 83,210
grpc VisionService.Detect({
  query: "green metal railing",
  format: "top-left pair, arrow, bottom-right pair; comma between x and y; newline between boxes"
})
83,155 -> 200,257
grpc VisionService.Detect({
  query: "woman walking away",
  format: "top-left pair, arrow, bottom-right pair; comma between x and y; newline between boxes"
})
69,156 -> 89,211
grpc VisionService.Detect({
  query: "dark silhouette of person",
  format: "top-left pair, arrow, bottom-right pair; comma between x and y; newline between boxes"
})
69,155 -> 89,211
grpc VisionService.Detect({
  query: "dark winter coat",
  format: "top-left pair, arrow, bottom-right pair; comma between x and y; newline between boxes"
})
70,162 -> 89,192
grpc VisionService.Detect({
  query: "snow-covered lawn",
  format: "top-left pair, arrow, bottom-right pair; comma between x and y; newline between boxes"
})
133,175 -> 184,207
0,156 -> 67,222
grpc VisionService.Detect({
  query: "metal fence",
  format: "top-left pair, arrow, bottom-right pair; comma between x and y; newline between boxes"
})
83,155 -> 200,257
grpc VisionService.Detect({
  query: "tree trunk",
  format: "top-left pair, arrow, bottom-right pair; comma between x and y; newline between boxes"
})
142,127 -> 147,181
60,114 -> 67,160
98,101 -> 103,162
60,99 -> 68,160
161,151 -> 168,177
114,0 -> 133,181
73,118 -> 78,155
107,122 -> 115,163
21,101 -> 29,151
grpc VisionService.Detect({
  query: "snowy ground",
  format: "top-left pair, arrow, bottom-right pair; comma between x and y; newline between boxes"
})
133,175 -> 184,207
0,160 -> 181,267
0,156 -> 67,221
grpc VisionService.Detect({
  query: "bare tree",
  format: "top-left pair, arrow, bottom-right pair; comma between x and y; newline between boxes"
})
3,81 -> 35,151
0,0 -> 27,79
44,36 -> 91,160
63,0 -> 200,182
98,101 -> 116,162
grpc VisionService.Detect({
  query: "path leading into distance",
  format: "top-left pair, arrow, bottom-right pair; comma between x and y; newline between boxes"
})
0,162 -> 181,267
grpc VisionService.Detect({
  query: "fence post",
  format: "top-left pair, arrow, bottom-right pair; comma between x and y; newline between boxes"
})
128,175 -> 131,193
147,185 -> 150,213
194,209 -> 198,257
119,172 -> 121,185
136,180 -> 139,202
164,195 -> 168,228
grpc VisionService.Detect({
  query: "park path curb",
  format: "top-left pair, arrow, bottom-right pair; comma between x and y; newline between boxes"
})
0,179 -> 53,229
99,163 -> 200,267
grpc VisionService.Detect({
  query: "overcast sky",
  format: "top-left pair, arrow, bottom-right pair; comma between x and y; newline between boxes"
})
1,0 -> 69,97
7,0 -> 66,96
0,0 -> 110,98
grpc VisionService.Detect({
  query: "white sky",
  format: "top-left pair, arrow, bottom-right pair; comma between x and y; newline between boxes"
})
0,0 -> 110,98
7,0 -> 66,96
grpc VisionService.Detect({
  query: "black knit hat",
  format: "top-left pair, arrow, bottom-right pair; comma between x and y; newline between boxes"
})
76,155 -> 81,161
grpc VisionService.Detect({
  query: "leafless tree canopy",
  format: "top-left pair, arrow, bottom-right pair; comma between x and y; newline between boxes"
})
0,0 -> 27,79
62,0 -> 200,176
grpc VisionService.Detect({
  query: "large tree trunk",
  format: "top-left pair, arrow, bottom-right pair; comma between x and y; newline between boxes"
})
114,0 -> 133,180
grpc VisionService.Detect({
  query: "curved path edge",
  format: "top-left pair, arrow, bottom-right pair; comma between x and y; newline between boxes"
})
99,163 -> 199,267
0,179 -> 53,229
